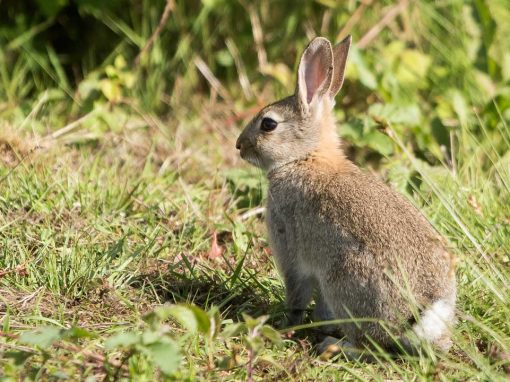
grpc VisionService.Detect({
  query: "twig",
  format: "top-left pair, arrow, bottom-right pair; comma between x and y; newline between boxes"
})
135,0 -> 175,66
247,4 -> 267,69
320,9 -> 332,35
246,323 -> 262,382
0,145 -> 40,185
18,287 -> 43,308
0,339 -> 36,353
247,346 -> 254,382
239,207 -> 266,221
226,38 -> 254,100
336,0 -> 373,42
20,91 -> 49,133
193,56 -> 232,102
43,110 -> 97,140
358,0 -> 409,49
0,331 -> 19,340
0,263 -> 28,279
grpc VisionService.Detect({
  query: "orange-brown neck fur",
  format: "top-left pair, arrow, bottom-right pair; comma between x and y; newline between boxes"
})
308,105 -> 353,172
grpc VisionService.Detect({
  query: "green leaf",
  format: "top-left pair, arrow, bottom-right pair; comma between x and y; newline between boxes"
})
386,162 -> 413,194
315,0 -> 340,7
382,40 -> 405,66
122,72 -> 136,89
220,322 -> 244,338
164,305 -> 198,332
451,90 -> 470,126
78,72 -> 102,100
216,50 -> 233,67
147,304 -> 210,334
242,314 -> 268,330
245,335 -> 264,351
146,339 -> 181,375
104,332 -> 140,349
260,326 -> 282,345
365,130 -> 394,156
105,65 -> 118,78
19,327 -> 63,348
339,118 -> 365,141
369,103 -> 422,126
241,313 -> 257,329
114,55 -> 127,70
64,327 -> 96,340
348,48 -> 377,90
188,305 -> 211,334
142,331 -> 161,345
396,49 -> 432,85
502,52 -> 510,82
100,79 -> 121,102
4,351 -> 33,366
36,0 -> 69,17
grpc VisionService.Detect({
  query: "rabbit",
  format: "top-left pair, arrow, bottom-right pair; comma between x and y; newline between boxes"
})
235,35 -> 456,356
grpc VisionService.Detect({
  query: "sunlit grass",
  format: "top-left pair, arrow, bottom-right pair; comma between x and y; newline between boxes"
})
1,0 -> 509,380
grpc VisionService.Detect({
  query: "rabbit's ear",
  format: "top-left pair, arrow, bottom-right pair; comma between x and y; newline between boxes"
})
296,37 -> 333,112
329,35 -> 351,99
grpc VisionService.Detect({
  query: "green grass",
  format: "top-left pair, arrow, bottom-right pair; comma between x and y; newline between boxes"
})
0,97 -> 509,380
1,0 -> 510,380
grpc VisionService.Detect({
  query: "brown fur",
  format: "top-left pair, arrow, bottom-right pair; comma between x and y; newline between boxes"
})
267,158 -> 455,347
236,36 -> 456,353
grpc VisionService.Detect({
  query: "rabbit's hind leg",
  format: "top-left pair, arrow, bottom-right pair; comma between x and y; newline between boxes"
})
314,289 -> 342,336
283,272 -> 315,327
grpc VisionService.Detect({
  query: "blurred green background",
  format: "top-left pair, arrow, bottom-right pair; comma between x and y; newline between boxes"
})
1,0 -> 509,166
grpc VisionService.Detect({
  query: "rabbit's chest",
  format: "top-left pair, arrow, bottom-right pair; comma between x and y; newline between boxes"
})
267,205 -> 314,274
267,190 -> 350,273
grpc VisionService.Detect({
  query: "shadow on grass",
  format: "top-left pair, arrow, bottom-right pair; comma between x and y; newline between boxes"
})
130,269 -> 333,347
130,269 -> 284,324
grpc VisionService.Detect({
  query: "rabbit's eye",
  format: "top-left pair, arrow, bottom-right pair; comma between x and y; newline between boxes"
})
260,117 -> 278,132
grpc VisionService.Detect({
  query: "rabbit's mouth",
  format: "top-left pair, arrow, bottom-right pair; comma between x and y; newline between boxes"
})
240,147 -> 262,168
241,152 -> 258,166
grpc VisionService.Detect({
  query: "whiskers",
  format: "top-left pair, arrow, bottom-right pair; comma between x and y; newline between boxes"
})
244,152 -> 262,170
243,153 -> 266,206
253,155 -> 266,204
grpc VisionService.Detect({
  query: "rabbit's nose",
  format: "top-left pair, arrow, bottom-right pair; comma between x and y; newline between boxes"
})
235,139 -> 242,150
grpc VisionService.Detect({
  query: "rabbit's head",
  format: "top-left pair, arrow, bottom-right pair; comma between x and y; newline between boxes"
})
236,36 -> 351,172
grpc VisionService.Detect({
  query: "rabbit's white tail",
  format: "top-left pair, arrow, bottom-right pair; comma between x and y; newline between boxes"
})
412,295 -> 456,350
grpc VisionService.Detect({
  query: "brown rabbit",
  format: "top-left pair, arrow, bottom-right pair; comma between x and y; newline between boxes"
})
235,36 -> 456,355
